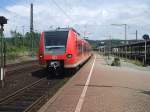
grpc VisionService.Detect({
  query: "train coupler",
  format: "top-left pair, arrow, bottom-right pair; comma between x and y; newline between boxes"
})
48,61 -> 60,69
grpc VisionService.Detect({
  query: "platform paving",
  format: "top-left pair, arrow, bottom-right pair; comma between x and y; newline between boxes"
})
38,54 -> 150,112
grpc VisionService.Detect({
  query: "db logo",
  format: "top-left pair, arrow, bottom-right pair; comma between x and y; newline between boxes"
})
52,56 -> 57,60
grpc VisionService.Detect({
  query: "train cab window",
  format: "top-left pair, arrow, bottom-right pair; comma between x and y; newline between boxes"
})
44,31 -> 69,54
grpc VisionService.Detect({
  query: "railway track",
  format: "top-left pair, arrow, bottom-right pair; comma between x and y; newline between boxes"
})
0,76 -> 69,112
6,60 -> 38,74
0,59 -> 77,112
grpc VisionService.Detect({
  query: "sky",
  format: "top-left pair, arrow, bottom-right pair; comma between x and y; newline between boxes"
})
0,0 -> 150,40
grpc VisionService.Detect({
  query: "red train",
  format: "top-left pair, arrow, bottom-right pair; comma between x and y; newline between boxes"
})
38,28 -> 92,73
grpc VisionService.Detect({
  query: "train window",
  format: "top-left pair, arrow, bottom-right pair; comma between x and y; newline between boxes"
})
78,43 -> 82,53
75,35 -> 78,48
44,31 -> 69,54
44,31 -> 68,47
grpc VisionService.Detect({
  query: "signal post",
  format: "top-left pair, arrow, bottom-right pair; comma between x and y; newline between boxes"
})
0,16 -> 7,88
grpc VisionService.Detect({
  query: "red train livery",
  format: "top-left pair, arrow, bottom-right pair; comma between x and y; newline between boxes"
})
39,28 -> 92,71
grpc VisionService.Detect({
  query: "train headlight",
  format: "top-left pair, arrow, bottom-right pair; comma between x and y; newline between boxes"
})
39,55 -> 43,58
66,54 -> 72,58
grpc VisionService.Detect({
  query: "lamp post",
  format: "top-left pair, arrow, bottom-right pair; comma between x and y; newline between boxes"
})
143,34 -> 149,66
0,16 -> 7,88
111,24 -> 127,59
103,35 -> 112,59
130,30 -> 138,42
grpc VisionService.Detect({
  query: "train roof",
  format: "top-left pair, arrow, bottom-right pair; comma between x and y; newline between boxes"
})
43,28 -> 90,43
44,27 -> 80,35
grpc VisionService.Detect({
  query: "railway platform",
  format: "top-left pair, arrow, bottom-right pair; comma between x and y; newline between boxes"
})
38,54 -> 150,112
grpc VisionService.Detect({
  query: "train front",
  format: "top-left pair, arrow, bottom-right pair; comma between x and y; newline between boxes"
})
39,30 -> 69,72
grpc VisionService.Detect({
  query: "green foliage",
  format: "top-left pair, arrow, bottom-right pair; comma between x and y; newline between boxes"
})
127,59 -> 143,66
111,57 -> 121,66
5,31 -> 40,61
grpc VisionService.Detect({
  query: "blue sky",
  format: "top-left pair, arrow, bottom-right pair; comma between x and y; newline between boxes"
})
0,0 -> 150,40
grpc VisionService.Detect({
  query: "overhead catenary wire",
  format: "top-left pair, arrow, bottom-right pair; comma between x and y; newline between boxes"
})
63,0 -> 73,10
51,0 -> 74,24
0,0 -> 29,24
0,0 -> 31,36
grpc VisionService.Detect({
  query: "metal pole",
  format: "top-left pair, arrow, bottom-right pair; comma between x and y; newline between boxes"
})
82,41 -> 84,57
30,3 -> 34,56
0,24 -> 4,88
111,24 -> 127,59
136,30 -> 138,41
108,35 -> 111,59
0,16 -> 7,88
31,32 -> 34,56
110,35 -> 112,55
144,40 -> 147,66
4,40 -> 6,68
22,25 -> 25,46
30,3 -> 33,33
125,24 -> 127,60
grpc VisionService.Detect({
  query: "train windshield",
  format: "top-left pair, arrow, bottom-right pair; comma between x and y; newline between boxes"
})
44,31 -> 69,55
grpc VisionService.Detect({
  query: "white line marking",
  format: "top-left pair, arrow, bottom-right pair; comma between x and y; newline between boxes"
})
75,56 -> 96,112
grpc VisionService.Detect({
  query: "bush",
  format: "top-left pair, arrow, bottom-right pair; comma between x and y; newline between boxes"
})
111,58 -> 120,66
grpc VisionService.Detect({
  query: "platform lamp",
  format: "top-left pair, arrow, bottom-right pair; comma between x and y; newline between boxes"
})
0,16 -> 7,88
111,24 -> 127,60
143,34 -> 149,66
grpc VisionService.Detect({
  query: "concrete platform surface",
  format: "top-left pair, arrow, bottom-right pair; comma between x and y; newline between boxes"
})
38,54 -> 150,112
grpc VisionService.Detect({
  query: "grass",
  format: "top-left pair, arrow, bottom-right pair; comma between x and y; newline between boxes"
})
104,54 -> 144,67
112,56 -> 144,67
111,57 -> 121,66
6,46 -> 37,61
127,59 -> 143,66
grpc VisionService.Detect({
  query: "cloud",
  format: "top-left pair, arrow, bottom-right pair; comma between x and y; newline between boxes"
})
1,0 -> 150,40
6,5 -> 30,17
